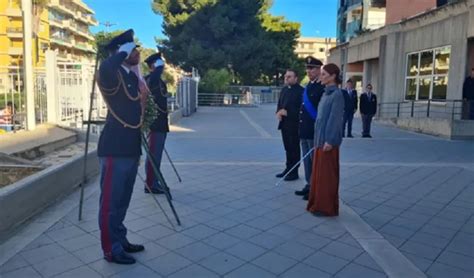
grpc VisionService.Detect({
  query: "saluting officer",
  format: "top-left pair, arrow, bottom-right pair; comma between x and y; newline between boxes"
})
276,69 -> 304,181
97,29 -> 146,265
295,56 -> 325,200
144,52 -> 170,194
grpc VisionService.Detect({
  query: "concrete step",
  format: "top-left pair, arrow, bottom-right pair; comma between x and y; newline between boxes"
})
0,124 -> 77,160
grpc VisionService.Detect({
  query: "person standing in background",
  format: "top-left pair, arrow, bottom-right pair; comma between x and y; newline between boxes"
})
342,79 -> 358,138
360,84 -> 377,138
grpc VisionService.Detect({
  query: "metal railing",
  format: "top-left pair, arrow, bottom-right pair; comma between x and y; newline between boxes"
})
198,93 -> 261,107
0,67 -> 47,132
378,99 -> 466,121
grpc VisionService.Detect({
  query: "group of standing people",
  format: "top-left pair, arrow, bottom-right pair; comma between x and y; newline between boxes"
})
96,29 -> 169,265
276,56 -> 378,217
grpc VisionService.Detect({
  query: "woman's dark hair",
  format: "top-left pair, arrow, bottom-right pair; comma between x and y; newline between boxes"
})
322,63 -> 342,84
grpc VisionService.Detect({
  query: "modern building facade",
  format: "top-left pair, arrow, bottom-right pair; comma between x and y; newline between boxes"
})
337,0 -> 387,44
294,37 -> 337,64
329,0 -> 474,139
0,0 -> 49,67
386,0 -> 455,24
0,0 -> 97,69
48,0 -> 97,63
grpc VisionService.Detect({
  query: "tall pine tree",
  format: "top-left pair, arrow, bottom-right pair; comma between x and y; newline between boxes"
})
152,0 -> 302,85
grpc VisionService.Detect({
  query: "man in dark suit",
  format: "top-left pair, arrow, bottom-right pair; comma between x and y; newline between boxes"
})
360,83 -> 377,138
463,68 -> 474,119
96,29 -> 146,265
144,52 -> 170,194
294,56 -> 324,200
276,69 -> 304,181
342,79 -> 358,138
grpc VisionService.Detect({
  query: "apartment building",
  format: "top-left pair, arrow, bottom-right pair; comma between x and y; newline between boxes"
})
294,37 -> 336,64
48,0 -> 97,63
337,0 -> 387,44
386,0 -> 455,24
0,0 -> 49,68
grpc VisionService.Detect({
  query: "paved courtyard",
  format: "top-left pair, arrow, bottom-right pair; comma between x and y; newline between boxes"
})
0,105 -> 473,277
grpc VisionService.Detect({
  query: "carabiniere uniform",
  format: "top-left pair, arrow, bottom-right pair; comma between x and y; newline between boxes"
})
144,53 -> 169,193
300,77 -> 324,139
96,29 -> 143,262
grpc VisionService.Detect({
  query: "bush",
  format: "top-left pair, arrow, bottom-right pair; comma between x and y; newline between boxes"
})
199,68 -> 232,94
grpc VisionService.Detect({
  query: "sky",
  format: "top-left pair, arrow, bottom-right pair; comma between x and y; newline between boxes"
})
84,0 -> 338,49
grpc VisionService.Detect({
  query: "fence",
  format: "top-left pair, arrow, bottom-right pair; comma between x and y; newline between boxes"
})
198,85 -> 282,107
0,52 -> 195,133
0,67 -> 47,131
378,99 -> 465,121
176,77 -> 198,116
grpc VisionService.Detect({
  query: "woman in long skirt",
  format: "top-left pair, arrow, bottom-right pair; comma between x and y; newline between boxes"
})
307,63 -> 345,217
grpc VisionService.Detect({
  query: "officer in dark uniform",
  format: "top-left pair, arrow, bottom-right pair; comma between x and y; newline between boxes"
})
97,29 -> 146,265
276,69 -> 304,181
143,52 -> 170,194
295,56 -> 325,200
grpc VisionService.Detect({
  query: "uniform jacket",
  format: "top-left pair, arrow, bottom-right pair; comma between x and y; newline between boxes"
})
277,84 -> 304,130
342,88 -> 358,114
97,52 -> 142,157
299,80 -> 324,139
145,67 -> 169,133
360,92 -> 377,115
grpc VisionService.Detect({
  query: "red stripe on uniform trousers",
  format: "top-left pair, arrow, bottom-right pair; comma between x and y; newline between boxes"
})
146,132 -> 156,187
100,157 -> 114,257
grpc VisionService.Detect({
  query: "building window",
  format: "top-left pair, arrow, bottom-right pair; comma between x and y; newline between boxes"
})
404,46 -> 450,101
319,48 -> 325,52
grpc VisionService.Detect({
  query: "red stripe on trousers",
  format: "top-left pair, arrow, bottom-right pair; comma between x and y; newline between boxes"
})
146,132 -> 156,187
100,157 -> 114,257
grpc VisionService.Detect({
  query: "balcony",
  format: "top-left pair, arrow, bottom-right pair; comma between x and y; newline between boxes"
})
8,47 -> 23,56
6,27 -> 23,39
5,7 -> 22,18
49,17 -> 64,28
48,0 -> 76,17
346,19 -> 362,37
75,11 -> 88,24
74,43 -> 95,53
50,36 -> 73,47
87,15 -> 98,26
73,0 -> 94,14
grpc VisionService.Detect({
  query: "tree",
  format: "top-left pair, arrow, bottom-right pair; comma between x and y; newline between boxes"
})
199,68 -> 231,94
152,0 -> 300,85
261,14 -> 304,85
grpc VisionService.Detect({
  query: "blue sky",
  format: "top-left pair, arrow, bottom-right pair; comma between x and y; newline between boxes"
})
84,0 -> 338,48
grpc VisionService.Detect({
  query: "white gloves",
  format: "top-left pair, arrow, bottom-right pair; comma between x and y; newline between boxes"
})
154,59 -> 165,68
118,42 -> 136,58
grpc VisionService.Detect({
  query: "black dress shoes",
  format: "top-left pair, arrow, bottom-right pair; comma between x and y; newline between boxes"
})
295,187 -> 309,196
105,252 -> 136,265
302,193 -> 309,201
276,170 -> 288,178
123,243 -> 145,253
284,174 -> 299,181
144,187 -> 165,194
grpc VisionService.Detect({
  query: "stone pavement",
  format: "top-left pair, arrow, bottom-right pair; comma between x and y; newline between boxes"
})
0,105 -> 473,277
